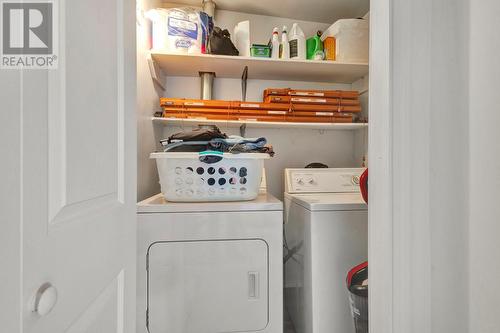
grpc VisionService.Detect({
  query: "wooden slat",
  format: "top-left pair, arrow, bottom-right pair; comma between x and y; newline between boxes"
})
288,89 -> 359,99
162,111 -> 354,123
161,98 -> 361,112
290,105 -> 361,112
159,91 -> 360,124
264,95 -> 360,106
263,88 -> 359,99
160,98 -> 232,108
162,105 -> 361,116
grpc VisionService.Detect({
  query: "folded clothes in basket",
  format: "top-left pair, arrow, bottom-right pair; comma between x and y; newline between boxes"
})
160,127 -> 274,156
210,136 -> 275,156
209,136 -> 266,151
166,126 -> 227,143
161,136 -> 275,156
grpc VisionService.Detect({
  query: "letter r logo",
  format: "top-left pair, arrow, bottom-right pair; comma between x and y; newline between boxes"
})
2,2 -> 53,54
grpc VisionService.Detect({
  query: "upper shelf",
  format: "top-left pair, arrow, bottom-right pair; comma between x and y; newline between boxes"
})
150,52 -> 369,84
152,117 -> 368,131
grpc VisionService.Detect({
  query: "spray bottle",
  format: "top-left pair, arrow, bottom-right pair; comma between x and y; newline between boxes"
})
289,23 -> 306,60
271,27 -> 280,59
279,26 -> 290,59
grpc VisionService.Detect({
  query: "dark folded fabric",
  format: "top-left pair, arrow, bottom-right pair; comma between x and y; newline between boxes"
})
163,142 -> 208,152
160,126 -> 274,156
165,127 -> 227,144
229,143 -> 275,157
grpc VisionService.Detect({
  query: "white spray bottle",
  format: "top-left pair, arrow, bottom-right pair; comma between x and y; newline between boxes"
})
289,23 -> 306,60
280,26 -> 290,59
271,27 -> 280,59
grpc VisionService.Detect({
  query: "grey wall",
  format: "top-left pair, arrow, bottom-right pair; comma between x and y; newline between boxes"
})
389,0 -> 469,332
469,1 -> 500,332
428,1 -> 469,332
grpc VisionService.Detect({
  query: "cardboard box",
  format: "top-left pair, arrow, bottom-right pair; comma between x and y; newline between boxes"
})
160,98 -> 232,109
232,101 -> 291,111
262,88 -> 290,97
163,111 -> 354,123
263,88 -> 359,99
288,89 -> 358,99
159,96 -> 357,123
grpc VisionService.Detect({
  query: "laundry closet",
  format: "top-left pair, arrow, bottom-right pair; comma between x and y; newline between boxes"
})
135,1 -> 370,332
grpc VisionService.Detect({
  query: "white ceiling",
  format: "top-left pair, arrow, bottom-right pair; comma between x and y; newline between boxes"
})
165,0 -> 370,24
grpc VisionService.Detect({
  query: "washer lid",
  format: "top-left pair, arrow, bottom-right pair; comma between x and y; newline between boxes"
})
137,193 -> 283,213
285,192 -> 367,211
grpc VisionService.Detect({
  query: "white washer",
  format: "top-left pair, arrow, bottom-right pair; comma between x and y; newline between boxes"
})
137,192 -> 283,333
283,168 -> 368,333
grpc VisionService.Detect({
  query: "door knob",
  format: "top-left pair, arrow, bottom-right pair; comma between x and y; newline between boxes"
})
33,282 -> 57,316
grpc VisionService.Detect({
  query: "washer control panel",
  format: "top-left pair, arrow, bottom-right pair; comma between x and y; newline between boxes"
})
285,168 -> 365,194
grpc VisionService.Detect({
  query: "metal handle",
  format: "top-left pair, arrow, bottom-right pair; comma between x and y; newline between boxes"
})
33,282 -> 57,316
248,272 -> 259,299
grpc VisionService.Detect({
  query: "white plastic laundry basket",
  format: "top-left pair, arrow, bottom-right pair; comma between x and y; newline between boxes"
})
151,152 -> 270,202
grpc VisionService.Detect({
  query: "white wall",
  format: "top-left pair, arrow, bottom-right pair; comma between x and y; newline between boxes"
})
160,5 -> 333,43
162,76 -> 361,198
469,1 -> 500,332
137,5 -> 367,200
154,8 -> 366,198
214,9 -> 331,45
162,124 -> 358,199
164,76 -> 353,102
137,0 -> 163,201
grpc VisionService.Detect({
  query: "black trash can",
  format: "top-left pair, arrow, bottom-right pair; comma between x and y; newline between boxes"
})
346,261 -> 368,333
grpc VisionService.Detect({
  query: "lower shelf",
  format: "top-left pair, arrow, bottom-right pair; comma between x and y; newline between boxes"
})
152,117 -> 368,131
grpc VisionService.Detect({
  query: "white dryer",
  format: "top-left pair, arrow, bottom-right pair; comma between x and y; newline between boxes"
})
283,168 -> 367,333
137,192 -> 283,333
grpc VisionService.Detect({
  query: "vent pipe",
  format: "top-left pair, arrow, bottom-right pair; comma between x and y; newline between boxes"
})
200,0 -> 216,100
202,0 -> 216,17
199,71 -> 215,100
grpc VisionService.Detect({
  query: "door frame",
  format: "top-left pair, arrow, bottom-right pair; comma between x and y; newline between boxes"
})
0,71 -> 22,332
369,0 -> 470,332
368,0 -> 393,332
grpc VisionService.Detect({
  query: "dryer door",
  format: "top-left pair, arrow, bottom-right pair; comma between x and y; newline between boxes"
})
147,239 -> 269,333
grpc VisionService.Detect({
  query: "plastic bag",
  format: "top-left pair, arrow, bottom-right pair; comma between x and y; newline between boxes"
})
208,27 -> 239,56
149,7 -> 211,54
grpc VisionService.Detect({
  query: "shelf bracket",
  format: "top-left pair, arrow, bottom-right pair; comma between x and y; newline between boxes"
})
352,75 -> 369,95
239,123 -> 247,137
147,53 -> 166,91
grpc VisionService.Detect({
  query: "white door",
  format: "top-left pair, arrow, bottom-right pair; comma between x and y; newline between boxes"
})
0,0 -> 136,332
148,239 -> 269,333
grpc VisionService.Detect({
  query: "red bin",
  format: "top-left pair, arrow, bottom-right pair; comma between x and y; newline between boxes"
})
346,261 -> 368,333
